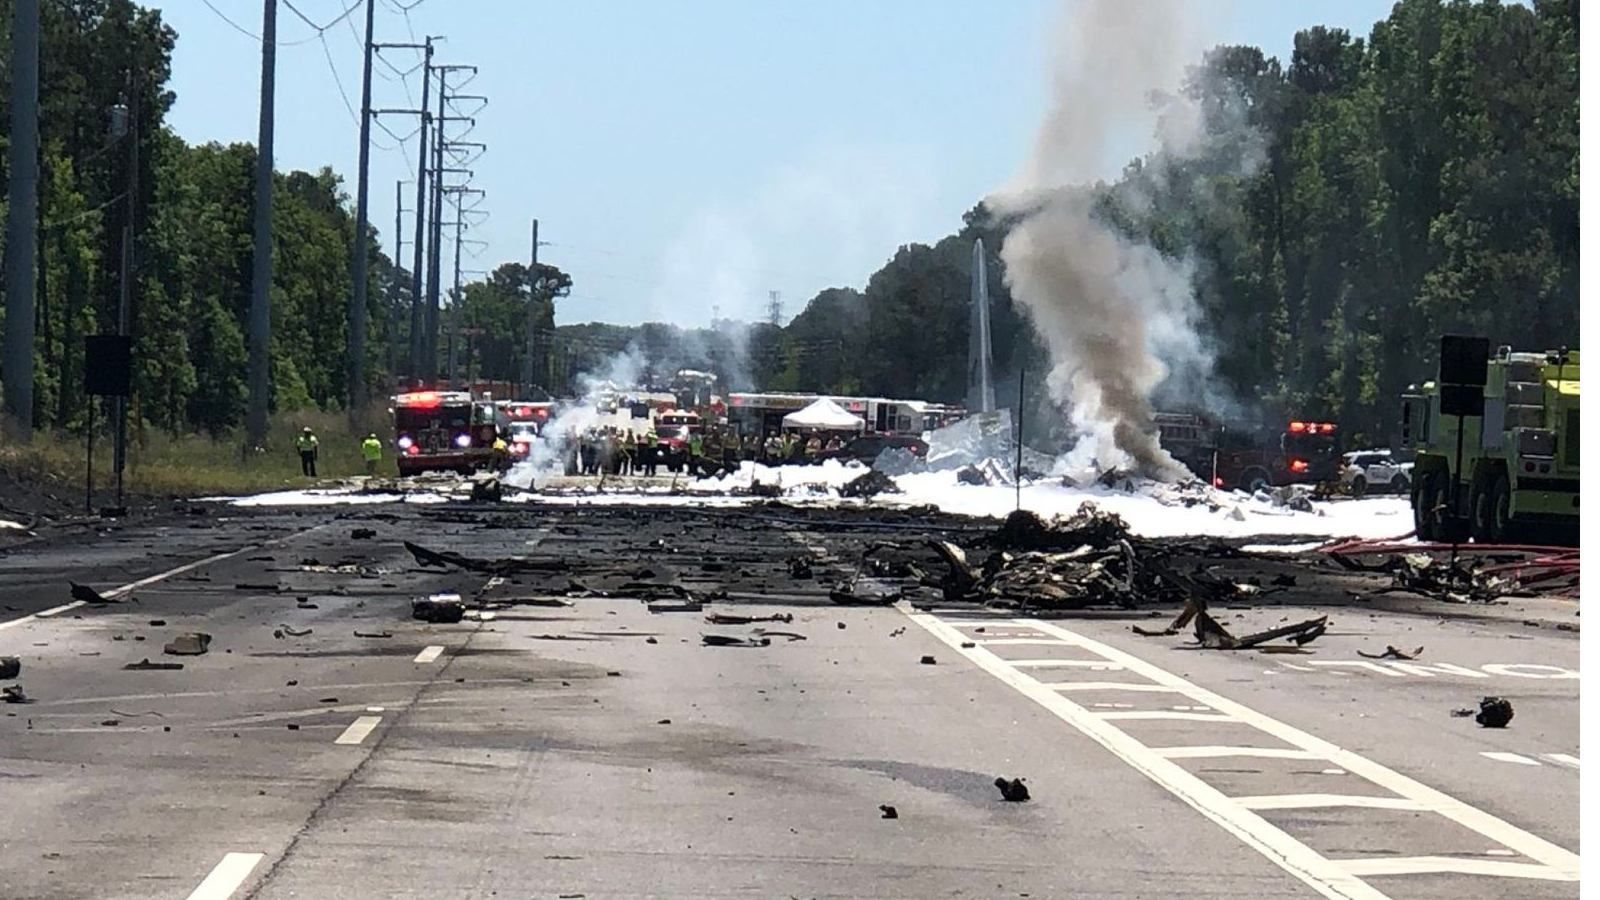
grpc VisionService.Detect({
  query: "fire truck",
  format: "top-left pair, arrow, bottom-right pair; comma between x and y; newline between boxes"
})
653,409 -> 703,471
1154,413 -> 1343,491
391,391 -> 506,476
1401,345 -> 1578,542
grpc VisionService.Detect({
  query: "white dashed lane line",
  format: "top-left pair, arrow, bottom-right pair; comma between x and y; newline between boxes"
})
905,610 -> 1581,897
185,851 -> 264,900
414,645 -> 445,664
333,715 -> 383,746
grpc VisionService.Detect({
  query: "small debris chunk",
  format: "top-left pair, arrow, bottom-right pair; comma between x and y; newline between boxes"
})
1357,645 -> 1423,660
350,527 -> 377,540
656,718 -> 672,725
162,632 -> 212,656
1,685 -> 28,703
646,601 -> 703,614
879,804 -> 899,819
0,657 -> 19,680
148,619 -> 167,627
286,723 -> 300,731
645,637 -> 658,644
960,641 -> 976,649
353,629 -> 393,639
705,612 -> 793,625
702,634 -> 771,648
1475,696 -> 1515,728
276,624 -> 312,638
412,594 -> 466,624
124,659 -> 183,671
995,777 -> 1030,802
787,556 -> 814,579
919,655 -> 937,665
68,582 -> 117,604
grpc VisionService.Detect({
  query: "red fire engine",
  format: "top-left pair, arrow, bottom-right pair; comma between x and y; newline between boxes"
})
391,391 -> 505,476
1155,413 -> 1344,492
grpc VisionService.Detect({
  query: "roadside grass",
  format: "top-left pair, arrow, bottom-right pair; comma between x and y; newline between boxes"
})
0,407 -> 393,499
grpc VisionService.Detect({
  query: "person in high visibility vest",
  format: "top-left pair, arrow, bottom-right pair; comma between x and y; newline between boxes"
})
688,431 -> 704,476
360,433 -> 383,477
295,427 -> 320,477
490,435 -> 510,471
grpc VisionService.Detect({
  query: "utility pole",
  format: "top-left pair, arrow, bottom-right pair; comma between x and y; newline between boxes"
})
347,0 -> 376,414
114,81 -> 140,508
2,0 -> 39,437
246,0 -> 277,446
425,68 -> 477,383
522,218 -> 544,395
442,186 -> 483,386
767,290 -> 782,326
409,38 -> 434,381
390,178 -> 409,380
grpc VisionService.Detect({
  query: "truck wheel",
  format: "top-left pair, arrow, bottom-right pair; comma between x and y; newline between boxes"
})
1416,472 -> 1445,541
1470,481 -> 1493,542
1349,475 -> 1368,498
1243,469 -> 1270,493
1390,474 -> 1409,495
1487,472 -> 1512,543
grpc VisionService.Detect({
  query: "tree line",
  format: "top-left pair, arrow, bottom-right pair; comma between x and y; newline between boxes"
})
0,0 -> 1577,452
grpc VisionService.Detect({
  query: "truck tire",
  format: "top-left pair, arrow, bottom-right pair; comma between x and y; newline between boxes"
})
1390,473 -> 1409,495
1487,472 -> 1512,543
1416,472 -> 1445,541
1350,475 -> 1368,498
1242,468 -> 1271,494
1470,480 -> 1493,542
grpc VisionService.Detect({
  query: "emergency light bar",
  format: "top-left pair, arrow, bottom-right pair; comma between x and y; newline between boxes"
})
1287,421 -> 1338,434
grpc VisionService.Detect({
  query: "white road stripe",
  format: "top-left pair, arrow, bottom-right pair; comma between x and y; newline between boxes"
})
1016,618 -> 1580,877
414,645 -> 444,664
1046,681 -> 1178,693
0,524 -> 330,632
185,851 -> 264,900
975,638 -> 1073,646
1007,659 -> 1124,669
1155,746 -> 1321,761
333,715 -> 383,745
1481,751 -> 1541,766
904,609 -> 1582,896
1544,753 -> 1580,769
1235,793 -> 1428,811
1335,856 -> 1579,881
1098,710 -> 1238,722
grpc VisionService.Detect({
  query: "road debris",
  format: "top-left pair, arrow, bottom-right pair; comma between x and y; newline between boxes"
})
646,600 -> 703,614
68,582 -> 119,604
702,634 -> 771,648
162,632 -> 212,656
879,804 -> 899,819
919,654 -> 937,665
1135,596 -> 1326,651
0,657 -> 19,679
1475,696 -> 1515,728
1329,551 -> 1516,603
404,540 -> 568,576
124,659 -> 183,671
787,556 -> 814,579
995,777 -> 1030,802
754,630 -> 807,642
350,527 -> 377,540
274,624 -> 313,639
412,593 -> 467,624
839,469 -> 902,499
2,685 -> 29,703
705,612 -> 793,625
828,578 -> 902,606
1357,645 -> 1423,660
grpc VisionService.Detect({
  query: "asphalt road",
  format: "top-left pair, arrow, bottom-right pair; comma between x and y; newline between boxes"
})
0,501 -> 1578,899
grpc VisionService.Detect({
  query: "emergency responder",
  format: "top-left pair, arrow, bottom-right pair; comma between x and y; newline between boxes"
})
723,430 -> 741,473
701,429 -> 722,478
688,430 -> 704,477
824,434 -> 844,454
634,430 -> 651,477
490,435 -> 510,472
621,430 -> 637,475
580,429 -> 597,475
360,432 -> 383,477
805,433 -> 822,463
780,430 -> 797,465
295,427 -> 320,477
764,432 -> 781,464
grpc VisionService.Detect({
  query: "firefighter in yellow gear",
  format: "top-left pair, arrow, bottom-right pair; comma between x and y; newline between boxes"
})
360,433 -> 383,476
295,427 -> 319,477
490,436 -> 510,472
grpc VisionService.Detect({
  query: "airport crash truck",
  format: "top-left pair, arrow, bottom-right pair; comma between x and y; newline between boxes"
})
1400,346 -> 1579,543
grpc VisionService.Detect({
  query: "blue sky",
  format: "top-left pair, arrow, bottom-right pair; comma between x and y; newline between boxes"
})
160,1 -> 1400,326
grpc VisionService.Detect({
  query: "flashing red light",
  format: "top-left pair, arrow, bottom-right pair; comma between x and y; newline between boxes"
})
1288,421 -> 1308,433
1289,458 -> 1310,473
1213,477 -> 1224,487
399,391 -> 441,408
405,444 -> 421,456
534,408 -> 549,419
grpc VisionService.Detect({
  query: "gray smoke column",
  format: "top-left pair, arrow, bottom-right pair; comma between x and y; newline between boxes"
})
989,0 -> 1217,481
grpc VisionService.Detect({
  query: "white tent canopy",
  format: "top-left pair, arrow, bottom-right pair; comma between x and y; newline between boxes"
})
782,398 -> 865,431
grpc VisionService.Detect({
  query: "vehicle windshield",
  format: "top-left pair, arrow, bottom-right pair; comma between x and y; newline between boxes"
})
395,405 -> 470,432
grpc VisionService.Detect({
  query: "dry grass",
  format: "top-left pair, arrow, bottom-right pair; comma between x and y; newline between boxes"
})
0,406 -> 393,499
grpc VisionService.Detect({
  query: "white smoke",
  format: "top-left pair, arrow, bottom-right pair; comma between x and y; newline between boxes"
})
989,0 -> 1248,481
504,347 -> 649,488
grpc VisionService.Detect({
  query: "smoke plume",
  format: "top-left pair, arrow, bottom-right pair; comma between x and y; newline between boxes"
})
989,0 -> 1235,481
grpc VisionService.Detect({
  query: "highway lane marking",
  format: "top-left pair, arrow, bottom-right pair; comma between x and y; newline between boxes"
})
334,715 -> 383,745
976,637 -> 1074,646
1155,746 -> 1321,761
1047,681 -> 1178,693
1481,751 -> 1541,766
414,645 -> 445,663
907,610 -> 1581,893
1545,753 -> 1580,768
1235,794 -> 1429,811
1008,659 -> 1124,670
1098,710 -> 1239,722
0,524 -> 331,632
1336,857 -> 1579,881
185,851 -> 264,900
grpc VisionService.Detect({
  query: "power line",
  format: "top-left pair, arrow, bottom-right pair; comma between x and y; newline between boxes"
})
281,0 -> 365,36
201,0 -> 355,47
